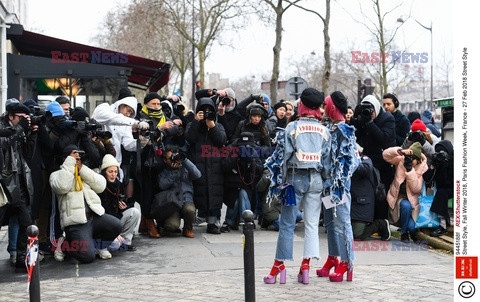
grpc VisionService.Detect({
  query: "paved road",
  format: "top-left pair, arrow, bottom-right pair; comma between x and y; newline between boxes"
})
0,220 -> 453,301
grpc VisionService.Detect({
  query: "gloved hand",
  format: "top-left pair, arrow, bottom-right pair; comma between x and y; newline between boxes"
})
136,121 -> 150,130
403,155 -> 413,171
139,135 -> 149,148
357,113 -> 372,125
251,94 -> 262,103
19,117 -> 30,132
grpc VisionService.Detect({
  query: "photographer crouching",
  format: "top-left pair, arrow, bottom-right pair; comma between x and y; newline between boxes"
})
0,100 -> 38,270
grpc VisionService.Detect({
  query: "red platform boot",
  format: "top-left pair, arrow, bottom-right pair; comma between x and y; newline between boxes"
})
328,261 -> 353,282
316,255 -> 339,277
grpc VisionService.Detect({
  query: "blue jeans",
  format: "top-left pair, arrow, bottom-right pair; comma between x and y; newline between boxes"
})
225,189 -> 251,226
400,199 -> 416,234
324,199 -> 354,266
271,211 -> 302,230
8,216 -> 19,254
275,169 -> 323,261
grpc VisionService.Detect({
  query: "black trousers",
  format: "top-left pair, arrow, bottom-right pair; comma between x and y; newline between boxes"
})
64,213 -> 122,263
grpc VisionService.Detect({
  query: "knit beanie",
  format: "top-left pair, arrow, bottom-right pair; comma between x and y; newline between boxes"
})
273,102 -> 287,111
411,119 -> 427,132
224,87 -> 236,100
46,101 -> 65,117
409,142 -> 423,162
71,107 -> 90,121
407,111 -> 421,124
118,87 -> 133,100
144,92 -> 162,105
324,95 -> 345,121
101,154 -> 120,171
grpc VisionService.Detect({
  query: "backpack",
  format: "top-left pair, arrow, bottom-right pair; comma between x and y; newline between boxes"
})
369,166 -> 387,204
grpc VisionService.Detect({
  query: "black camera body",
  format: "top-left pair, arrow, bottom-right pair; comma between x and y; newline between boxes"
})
29,113 -> 46,126
203,109 -> 216,121
360,104 -> 374,117
84,121 -> 102,131
94,130 -> 112,140
432,150 -> 449,167
407,130 -> 426,145
220,97 -> 231,106
139,119 -> 155,138
171,152 -> 186,162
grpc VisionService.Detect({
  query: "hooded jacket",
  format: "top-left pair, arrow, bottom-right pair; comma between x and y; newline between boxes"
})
184,98 -> 227,212
91,97 -> 139,166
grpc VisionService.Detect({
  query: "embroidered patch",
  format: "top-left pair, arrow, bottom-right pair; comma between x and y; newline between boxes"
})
295,150 -> 322,162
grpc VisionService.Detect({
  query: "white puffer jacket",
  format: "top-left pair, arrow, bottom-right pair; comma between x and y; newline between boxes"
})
91,96 -> 139,166
50,156 -> 106,229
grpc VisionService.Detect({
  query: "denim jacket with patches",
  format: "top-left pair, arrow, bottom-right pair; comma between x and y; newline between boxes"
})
283,117 -> 331,181
323,122 -> 360,204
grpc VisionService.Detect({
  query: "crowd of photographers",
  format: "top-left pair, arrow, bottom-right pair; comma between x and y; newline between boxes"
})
0,86 -> 453,269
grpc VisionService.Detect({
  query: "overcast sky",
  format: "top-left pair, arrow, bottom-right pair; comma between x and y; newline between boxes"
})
26,0 -> 453,82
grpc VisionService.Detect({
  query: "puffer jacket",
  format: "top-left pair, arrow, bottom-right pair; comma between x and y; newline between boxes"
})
382,147 -> 428,222
91,96 -> 139,165
50,156 -> 107,229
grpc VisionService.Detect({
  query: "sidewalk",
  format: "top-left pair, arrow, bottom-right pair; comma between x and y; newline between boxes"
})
0,222 -> 453,301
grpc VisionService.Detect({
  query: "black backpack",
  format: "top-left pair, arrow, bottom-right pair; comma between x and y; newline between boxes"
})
369,166 -> 387,204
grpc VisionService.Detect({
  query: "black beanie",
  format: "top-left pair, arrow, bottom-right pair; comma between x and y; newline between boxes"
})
144,92 -> 162,105
273,102 -> 287,111
300,88 -> 324,109
70,107 -> 90,121
118,87 -> 133,100
330,91 -> 348,115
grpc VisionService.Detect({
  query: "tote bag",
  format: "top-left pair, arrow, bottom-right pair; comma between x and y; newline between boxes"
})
415,183 -> 440,229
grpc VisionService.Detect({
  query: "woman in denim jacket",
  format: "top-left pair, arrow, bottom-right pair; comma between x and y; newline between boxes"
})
316,91 -> 360,282
264,88 -> 331,285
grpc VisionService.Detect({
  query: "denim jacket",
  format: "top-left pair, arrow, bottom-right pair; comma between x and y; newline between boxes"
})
323,122 -> 360,204
283,117 -> 331,182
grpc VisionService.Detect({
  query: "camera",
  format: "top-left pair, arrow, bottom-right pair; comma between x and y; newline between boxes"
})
220,97 -> 231,106
407,130 -> 426,145
29,114 -> 46,126
84,120 -> 102,131
171,152 -> 186,162
203,109 -> 216,121
432,150 -> 449,167
360,104 -> 374,117
139,119 -> 155,137
76,150 -> 86,159
93,130 -> 112,140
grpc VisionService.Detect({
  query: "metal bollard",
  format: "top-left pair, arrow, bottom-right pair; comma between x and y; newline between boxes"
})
26,225 -> 40,302
242,210 -> 256,302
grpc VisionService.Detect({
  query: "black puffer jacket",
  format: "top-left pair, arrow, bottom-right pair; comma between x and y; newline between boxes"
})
185,98 -> 227,212
350,155 -> 375,223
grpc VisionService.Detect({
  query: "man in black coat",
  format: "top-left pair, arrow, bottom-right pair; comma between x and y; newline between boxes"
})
352,95 -> 396,220
195,87 -> 242,144
185,97 -> 227,234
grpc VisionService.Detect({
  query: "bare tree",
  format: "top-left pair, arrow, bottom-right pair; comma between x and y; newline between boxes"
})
257,0 -> 302,103
160,0 -> 244,91
340,0 -> 409,98
287,0 -> 331,94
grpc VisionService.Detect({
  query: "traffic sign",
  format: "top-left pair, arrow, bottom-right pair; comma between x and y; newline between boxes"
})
285,77 -> 308,100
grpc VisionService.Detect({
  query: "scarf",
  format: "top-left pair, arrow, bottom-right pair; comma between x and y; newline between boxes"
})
141,105 -> 166,128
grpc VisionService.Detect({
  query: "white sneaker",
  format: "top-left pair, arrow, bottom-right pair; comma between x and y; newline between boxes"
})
54,236 -> 65,262
96,248 -> 112,260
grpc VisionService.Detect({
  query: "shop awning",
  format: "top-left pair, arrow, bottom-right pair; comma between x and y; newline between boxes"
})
7,24 -> 170,92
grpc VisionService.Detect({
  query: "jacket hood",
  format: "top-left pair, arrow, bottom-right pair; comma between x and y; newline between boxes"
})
196,97 -> 216,113
435,140 -> 453,156
113,96 -> 138,118
361,95 -> 381,117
